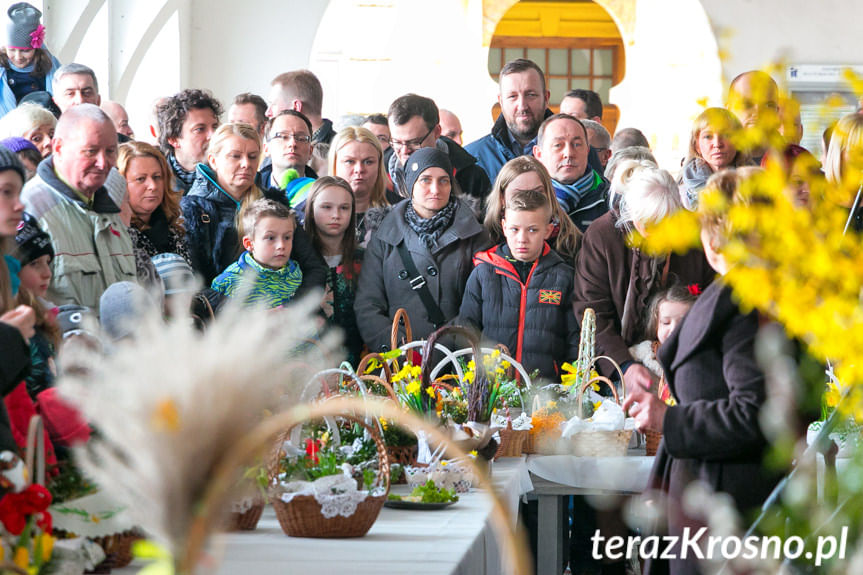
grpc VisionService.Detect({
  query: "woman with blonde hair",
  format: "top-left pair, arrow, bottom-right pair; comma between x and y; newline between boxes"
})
0,101 -> 56,157
483,155 -> 581,264
680,107 -> 749,210
117,141 -> 191,269
181,122 -> 326,286
328,126 -> 396,244
823,113 -> 863,231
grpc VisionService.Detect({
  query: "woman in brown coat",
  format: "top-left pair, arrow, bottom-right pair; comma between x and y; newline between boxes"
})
623,170 -> 782,574
572,159 -> 715,389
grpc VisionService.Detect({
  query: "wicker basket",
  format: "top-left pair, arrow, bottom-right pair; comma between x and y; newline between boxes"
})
644,430 -> 662,456
226,496 -> 265,531
268,416 -> 390,538
386,443 -> 418,483
88,530 -> 141,570
495,422 -> 529,458
568,378 -> 633,457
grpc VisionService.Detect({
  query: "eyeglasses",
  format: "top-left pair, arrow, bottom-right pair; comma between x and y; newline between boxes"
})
270,132 -> 311,144
375,134 -> 391,145
390,126 -> 434,151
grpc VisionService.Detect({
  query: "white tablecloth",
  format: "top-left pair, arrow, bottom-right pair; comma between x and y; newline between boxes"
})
527,450 -> 654,493
118,457 -> 532,575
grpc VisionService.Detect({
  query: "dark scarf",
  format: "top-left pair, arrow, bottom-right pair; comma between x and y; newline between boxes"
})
168,153 -> 197,190
404,197 -> 458,249
553,168 -> 599,213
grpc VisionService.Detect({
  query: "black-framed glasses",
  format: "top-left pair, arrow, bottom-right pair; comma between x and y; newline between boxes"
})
390,126 -> 434,151
270,132 -> 311,144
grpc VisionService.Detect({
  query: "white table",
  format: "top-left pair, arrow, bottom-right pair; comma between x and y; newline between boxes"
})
526,451 -> 655,575
118,457 -> 533,575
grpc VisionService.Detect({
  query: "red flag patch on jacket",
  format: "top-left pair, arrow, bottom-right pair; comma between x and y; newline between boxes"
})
539,290 -> 561,305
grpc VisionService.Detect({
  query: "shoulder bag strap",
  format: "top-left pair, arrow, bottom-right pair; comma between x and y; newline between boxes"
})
395,241 -> 446,329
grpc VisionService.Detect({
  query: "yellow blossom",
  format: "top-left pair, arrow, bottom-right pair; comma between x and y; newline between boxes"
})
405,381 -> 420,395
463,370 -> 475,384
426,386 -> 436,398
320,431 -> 330,446
826,383 -> 841,408
151,399 -> 181,433
13,547 -> 28,569
469,450 -> 478,457
379,417 -> 388,430
35,533 -> 54,562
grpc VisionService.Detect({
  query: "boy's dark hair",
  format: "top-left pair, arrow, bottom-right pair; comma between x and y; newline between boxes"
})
564,89 -> 603,119
388,94 -> 439,131
364,113 -> 388,126
645,283 -> 699,339
265,109 -> 313,139
505,187 -> 551,216
157,89 -> 223,155
242,198 -> 295,239
232,92 -> 267,128
500,58 -> 546,92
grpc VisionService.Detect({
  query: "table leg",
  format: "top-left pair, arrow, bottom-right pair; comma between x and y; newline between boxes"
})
537,494 -> 564,575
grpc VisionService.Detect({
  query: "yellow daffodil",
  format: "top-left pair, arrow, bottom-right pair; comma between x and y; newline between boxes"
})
426,386 -> 436,398
405,381 -> 420,395
320,430 -> 330,446
13,547 -> 28,569
463,370 -> 475,384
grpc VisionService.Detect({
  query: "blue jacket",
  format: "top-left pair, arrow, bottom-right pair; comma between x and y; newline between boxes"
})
465,110 -> 606,186
180,164 -> 327,289
465,109 -> 554,184
0,50 -> 61,117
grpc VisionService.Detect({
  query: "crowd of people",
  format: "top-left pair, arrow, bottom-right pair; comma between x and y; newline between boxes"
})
1,2 -> 859,574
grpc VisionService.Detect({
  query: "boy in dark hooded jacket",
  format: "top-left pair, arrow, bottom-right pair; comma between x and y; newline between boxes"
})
459,187 -> 579,380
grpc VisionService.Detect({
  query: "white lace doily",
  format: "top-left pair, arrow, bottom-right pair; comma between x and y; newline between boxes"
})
277,473 -> 370,518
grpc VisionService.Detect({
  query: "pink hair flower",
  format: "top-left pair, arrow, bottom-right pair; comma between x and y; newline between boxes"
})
29,24 -> 45,49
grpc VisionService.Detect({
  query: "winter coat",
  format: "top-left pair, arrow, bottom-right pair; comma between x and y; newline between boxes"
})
180,163 -> 327,289
459,243 -> 580,380
21,157 -> 137,310
355,198 -> 491,352
0,323 -> 29,453
0,49 -> 61,116
465,111 -> 551,185
211,251 -> 303,308
572,211 -> 715,377
313,118 -> 336,145
645,282 -> 782,575
387,137 -> 491,204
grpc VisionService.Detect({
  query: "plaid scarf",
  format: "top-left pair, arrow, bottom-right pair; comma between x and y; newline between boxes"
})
168,153 -> 197,190
404,197 -> 458,249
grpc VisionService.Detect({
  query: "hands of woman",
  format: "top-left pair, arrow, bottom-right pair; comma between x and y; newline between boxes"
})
1,305 -> 36,343
623,363 -> 654,395
622,384 -> 667,433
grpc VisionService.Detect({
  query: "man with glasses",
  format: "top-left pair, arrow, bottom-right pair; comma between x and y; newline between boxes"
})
256,110 -> 317,195
387,93 -> 490,203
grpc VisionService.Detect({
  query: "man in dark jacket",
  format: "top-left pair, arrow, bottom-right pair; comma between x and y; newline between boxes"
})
465,58 -> 552,185
256,110 -> 318,196
266,70 -> 335,145
157,89 -> 222,194
534,114 -> 609,232
387,93 -> 491,204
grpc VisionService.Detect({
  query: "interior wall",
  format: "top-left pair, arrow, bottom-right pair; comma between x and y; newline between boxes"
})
187,0 -> 330,110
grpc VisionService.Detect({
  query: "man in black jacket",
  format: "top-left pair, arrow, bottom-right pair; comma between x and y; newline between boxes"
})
387,94 -> 491,206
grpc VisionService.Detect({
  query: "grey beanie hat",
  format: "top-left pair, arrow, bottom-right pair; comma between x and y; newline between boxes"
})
7,3 -> 43,50
99,281 -> 160,342
403,147 -> 453,197
0,144 -> 25,182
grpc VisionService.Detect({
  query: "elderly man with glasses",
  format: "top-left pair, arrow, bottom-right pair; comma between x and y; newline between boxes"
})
386,93 -> 491,204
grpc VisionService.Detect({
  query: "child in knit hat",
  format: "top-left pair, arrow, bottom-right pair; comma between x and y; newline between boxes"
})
211,198 -> 303,308
0,2 -> 61,115
1,136 -> 40,179
13,211 -> 59,400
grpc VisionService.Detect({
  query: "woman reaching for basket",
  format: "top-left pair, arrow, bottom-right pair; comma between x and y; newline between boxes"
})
355,147 -> 489,352
621,170 -> 782,575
